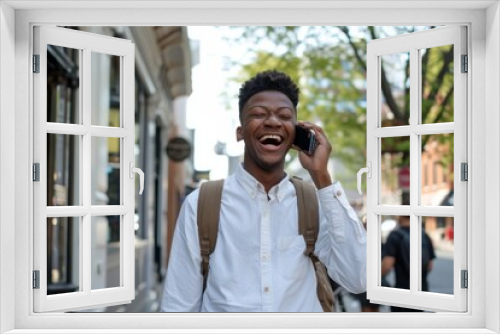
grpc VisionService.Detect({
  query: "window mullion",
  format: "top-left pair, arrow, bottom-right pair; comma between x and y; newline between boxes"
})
409,47 -> 420,295
82,47 -> 92,296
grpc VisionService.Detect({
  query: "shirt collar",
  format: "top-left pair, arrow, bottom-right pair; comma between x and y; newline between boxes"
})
235,163 -> 291,202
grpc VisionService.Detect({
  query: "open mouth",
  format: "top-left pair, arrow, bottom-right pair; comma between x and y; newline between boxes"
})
258,134 -> 284,150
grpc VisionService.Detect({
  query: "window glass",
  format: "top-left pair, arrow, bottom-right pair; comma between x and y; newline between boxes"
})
422,216 -> 454,295
47,134 -> 81,206
381,215 -> 410,291
47,217 -> 80,295
421,45 -> 454,124
91,52 -> 121,127
421,134 -> 454,206
91,137 -> 121,206
381,52 -> 410,127
47,45 -> 80,124
381,137 -> 410,205
91,215 -> 121,290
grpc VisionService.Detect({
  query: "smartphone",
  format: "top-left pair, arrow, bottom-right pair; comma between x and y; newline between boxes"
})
293,125 -> 316,155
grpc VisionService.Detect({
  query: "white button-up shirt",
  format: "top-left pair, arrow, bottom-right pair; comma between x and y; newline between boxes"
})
160,164 -> 366,312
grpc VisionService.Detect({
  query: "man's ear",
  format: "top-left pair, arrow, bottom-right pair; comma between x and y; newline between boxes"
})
236,126 -> 243,142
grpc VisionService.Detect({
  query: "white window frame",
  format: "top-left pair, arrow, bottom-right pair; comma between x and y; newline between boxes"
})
32,25 -> 136,312
0,2 -> 499,334
366,25 -> 467,312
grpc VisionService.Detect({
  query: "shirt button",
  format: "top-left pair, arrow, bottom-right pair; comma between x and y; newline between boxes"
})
264,287 -> 269,293
336,190 -> 342,197
262,255 -> 268,261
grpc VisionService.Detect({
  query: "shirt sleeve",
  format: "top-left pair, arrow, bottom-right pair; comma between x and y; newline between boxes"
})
314,181 -> 367,294
160,190 -> 203,312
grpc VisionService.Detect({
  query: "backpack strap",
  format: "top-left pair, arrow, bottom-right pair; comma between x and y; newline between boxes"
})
197,179 -> 224,291
197,176 -> 333,311
289,176 -> 319,257
290,176 -> 334,312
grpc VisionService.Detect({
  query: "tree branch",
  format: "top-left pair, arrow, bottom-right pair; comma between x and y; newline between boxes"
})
337,26 -> 366,72
367,26 -> 404,121
427,46 -> 454,107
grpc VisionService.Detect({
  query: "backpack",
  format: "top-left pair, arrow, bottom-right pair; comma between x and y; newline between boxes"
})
196,176 -> 334,312
393,228 -> 432,274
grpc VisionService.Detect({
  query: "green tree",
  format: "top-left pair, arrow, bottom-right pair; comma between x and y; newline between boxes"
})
223,26 -> 455,190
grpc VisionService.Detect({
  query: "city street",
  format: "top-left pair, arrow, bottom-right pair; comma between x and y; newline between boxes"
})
337,243 -> 455,313
428,249 -> 454,295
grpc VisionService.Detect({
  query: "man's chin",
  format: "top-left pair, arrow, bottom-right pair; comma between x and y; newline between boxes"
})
257,156 -> 286,171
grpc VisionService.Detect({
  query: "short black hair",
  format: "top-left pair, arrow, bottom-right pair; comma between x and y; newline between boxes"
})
238,70 -> 300,117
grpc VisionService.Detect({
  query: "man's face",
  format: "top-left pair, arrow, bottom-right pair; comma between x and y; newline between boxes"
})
237,90 -> 297,172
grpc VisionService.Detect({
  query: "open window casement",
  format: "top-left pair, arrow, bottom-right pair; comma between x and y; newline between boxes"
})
364,26 -> 467,312
33,26 -> 140,312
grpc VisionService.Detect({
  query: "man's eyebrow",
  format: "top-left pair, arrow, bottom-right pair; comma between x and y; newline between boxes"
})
247,105 -> 294,111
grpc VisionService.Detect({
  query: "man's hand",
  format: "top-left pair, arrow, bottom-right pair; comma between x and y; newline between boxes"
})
294,121 -> 333,189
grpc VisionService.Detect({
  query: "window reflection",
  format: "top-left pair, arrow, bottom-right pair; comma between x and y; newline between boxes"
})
421,134 -> 454,206
47,45 -> 80,124
380,52 -> 410,127
381,137 -> 410,205
47,217 -> 80,295
421,45 -> 454,124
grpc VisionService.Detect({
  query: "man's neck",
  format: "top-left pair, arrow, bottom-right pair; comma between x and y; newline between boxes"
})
242,163 -> 286,193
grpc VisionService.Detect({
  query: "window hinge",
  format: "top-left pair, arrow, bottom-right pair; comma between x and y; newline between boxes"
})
461,54 -> 468,73
33,270 -> 40,289
33,163 -> 40,182
461,162 -> 468,181
461,270 -> 468,289
33,54 -> 40,73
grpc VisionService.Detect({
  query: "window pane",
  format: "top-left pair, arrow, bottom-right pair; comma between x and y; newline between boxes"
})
91,215 -> 121,290
381,215 -> 410,291
47,45 -> 80,124
47,217 -> 80,295
381,136 -> 410,205
421,45 -> 454,124
91,137 -> 121,206
380,52 -> 410,127
422,216 -> 453,295
91,52 -> 121,127
47,134 -> 80,206
421,134 -> 454,206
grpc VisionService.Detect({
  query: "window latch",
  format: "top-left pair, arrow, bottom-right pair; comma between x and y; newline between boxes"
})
357,162 -> 372,195
129,162 -> 144,195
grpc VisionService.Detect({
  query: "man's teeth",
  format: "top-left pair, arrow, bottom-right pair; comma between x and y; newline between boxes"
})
260,135 -> 281,143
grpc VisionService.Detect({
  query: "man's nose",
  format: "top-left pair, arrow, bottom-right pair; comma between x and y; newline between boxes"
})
264,113 -> 281,126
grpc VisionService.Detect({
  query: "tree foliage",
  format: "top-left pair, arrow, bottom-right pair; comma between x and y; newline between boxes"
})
222,26 -> 455,184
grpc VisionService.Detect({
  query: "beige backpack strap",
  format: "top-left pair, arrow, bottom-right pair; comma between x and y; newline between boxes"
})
290,176 -> 318,256
290,176 -> 334,312
197,179 -> 224,291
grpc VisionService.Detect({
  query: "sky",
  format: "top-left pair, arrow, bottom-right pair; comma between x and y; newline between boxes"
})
186,26 -> 246,180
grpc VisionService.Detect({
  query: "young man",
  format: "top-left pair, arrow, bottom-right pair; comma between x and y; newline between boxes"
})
160,70 -> 366,312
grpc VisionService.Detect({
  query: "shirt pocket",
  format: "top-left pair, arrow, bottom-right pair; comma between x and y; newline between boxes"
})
277,236 -> 308,281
